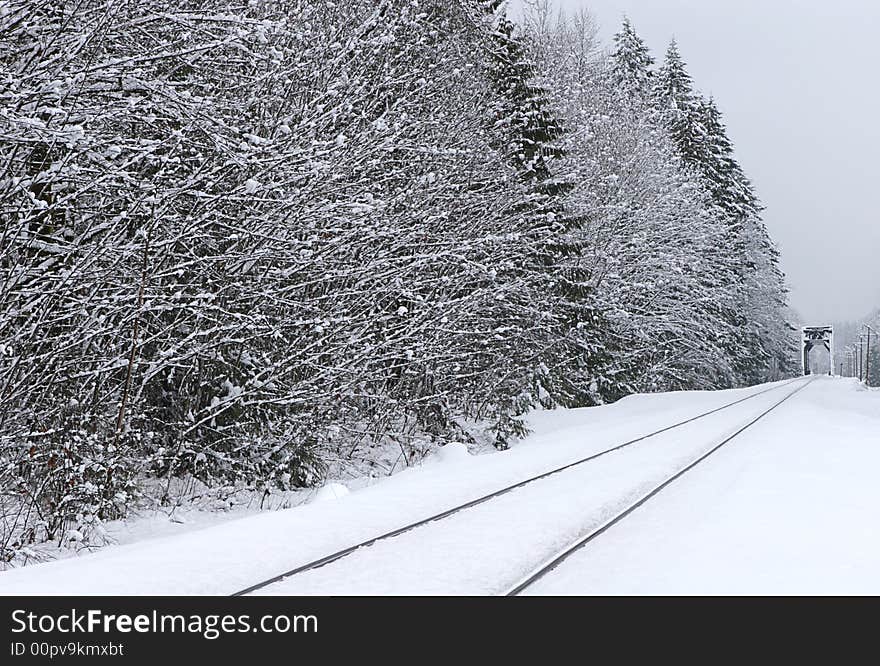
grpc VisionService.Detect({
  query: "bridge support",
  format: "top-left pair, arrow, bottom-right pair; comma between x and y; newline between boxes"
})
802,325 -> 833,376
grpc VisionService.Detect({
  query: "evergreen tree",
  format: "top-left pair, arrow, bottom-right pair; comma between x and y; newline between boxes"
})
481,2 -> 611,415
654,42 -> 795,384
696,98 -> 742,212
653,40 -> 705,165
483,2 -> 565,196
655,54 -> 754,270
611,17 -> 654,96
696,97 -> 799,381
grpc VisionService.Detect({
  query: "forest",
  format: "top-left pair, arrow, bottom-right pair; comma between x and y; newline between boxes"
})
0,0 -> 797,563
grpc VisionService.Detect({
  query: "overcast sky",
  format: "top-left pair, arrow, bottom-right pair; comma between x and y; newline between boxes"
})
512,0 -> 880,324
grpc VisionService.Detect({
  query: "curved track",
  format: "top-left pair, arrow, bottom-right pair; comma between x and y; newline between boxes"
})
233,377 -> 806,596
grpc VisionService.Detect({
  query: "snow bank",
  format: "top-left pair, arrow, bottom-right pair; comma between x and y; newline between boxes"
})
0,379 -> 815,595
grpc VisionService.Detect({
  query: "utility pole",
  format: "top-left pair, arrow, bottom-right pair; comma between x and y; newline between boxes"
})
867,328 -> 872,386
858,334 -> 867,383
864,324 -> 876,387
860,336 -> 865,381
853,338 -> 862,381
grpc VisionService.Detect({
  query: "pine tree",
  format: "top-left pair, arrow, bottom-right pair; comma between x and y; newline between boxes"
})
611,17 -> 654,96
694,97 -> 752,254
652,42 -> 752,385
483,3 -> 634,418
653,40 -> 705,165
481,2 -> 610,414
483,3 -> 565,196
653,43 -> 795,384
695,98 -> 740,211
695,96 -> 799,382
655,55 -> 755,270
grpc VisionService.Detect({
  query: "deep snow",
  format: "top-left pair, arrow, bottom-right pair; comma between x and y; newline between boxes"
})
1,377 -> 876,595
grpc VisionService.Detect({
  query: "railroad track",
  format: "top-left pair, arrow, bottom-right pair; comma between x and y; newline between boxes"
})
233,377 -> 807,596
504,375 -> 813,596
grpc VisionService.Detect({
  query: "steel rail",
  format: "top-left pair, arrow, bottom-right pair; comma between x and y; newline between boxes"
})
504,377 -> 813,596
233,377 -> 806,596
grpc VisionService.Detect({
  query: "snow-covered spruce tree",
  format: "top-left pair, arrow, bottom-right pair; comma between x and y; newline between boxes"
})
479,2 -> 558,443
653,41 -> 707,167
652,41 -> 763,386
611,16 -> 654,96
654,48 -> 795,384
526,12 -> 744,396
739,217 -> 800,382
483,2 -> 565,184
697,98 -> 798,381
479,2 -> 612,436
567,78 -> 741,393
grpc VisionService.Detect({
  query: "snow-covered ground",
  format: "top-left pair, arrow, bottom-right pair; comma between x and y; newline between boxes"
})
525,377 -> 880,595
1,377 -> 876,595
